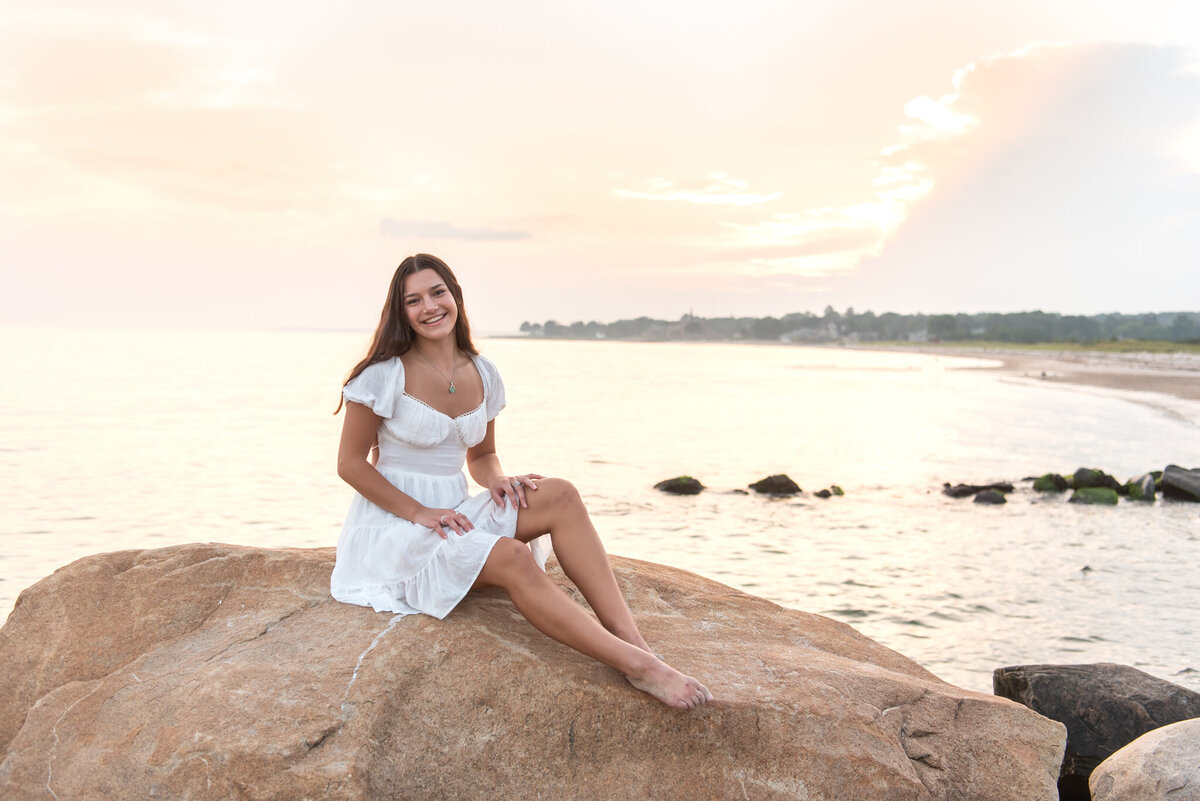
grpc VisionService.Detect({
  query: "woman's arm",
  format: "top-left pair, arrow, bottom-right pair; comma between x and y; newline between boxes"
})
467,420 -> 542,509
337,401 -> 472,537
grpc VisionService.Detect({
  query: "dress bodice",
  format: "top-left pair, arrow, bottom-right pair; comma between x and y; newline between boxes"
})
342,354 -> 506,477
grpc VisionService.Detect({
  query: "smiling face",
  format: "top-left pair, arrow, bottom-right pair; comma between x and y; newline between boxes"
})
402,267 -> 459,342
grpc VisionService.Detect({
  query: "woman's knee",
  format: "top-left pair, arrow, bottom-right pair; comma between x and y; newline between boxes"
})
481,538 -> 541,586
538,477 -> 583,511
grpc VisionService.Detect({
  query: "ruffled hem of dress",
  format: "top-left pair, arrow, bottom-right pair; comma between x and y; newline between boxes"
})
332,531 -> 505,618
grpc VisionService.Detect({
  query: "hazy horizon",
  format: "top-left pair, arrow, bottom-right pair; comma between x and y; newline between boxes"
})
3,1 -> 1199,333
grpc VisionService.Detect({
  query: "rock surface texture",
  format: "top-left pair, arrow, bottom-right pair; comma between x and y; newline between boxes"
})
1089,718 -> 1200,801
994,663 -> 1200,801
1,544 -> 1067,801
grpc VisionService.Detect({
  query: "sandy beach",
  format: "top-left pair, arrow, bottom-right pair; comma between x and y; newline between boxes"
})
880,345 -> 1200,424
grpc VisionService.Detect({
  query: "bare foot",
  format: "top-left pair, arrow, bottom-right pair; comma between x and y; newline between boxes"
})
625,658 -> 714,709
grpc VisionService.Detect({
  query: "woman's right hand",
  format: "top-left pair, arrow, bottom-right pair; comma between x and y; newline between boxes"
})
413,507 -> 474,539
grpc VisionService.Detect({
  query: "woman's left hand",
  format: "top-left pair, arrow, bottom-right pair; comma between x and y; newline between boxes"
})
490,473 -> 545,509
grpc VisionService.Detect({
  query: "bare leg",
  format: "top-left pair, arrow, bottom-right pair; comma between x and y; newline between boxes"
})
513,478 -> 651,651
474,537 -> 712,709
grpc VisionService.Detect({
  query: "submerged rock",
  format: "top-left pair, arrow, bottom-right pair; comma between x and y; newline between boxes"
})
974,490 -> 1007,504
942,481 -> 1014,498
1032,474 -> 1070,493
1125,474 -> 1156,502
830,485 -> 844,496
1071,467 -> 1124,494
1069,487 -> 1120,505
814,489 -> 832,498
994,663 -> 1200,801
1161,464 -> 1200,502
653,476 -> 705,495
748,474 -> 801,495
0,544 -> 1067,801
1090,718 -> 1200,801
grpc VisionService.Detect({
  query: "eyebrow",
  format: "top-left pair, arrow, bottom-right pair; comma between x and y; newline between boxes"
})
403,282 -> 447,300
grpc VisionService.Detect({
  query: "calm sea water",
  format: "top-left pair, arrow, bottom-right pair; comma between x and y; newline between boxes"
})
2,327 -> 1198,694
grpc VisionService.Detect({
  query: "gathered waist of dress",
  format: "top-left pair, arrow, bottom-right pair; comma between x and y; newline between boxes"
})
375,456 -> 466,477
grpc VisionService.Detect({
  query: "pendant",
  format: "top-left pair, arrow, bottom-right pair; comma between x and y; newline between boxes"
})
449,383 -> 456,394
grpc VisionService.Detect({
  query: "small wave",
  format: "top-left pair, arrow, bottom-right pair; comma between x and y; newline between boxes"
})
826,608 -> 872,619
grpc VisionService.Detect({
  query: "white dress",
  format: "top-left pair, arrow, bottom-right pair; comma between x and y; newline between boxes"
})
330,354 -> 552,618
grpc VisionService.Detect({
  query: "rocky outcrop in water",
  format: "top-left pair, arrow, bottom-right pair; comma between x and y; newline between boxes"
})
748,474 -> 801,495
1071,467 -> 1124,493
1089,718 -> 1200,801
993,663 -> 1200,801
1032,473 -> 1070,493
1069,487 -> 1120,505
1162,464 -> 1200,502
1125,473 -> 1156,501
0,544 -> 1067,801
942,482 -> 1014,498
653,475 -> 705,495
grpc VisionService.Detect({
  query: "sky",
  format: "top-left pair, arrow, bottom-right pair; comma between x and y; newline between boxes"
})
2,1 -> 1199,333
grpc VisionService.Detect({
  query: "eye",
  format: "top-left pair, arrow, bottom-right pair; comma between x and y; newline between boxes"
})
433,288 -> 447,296
405,297 -> 419,306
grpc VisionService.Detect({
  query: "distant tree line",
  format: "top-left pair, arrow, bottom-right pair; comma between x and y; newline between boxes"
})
518,308 -> 1200,344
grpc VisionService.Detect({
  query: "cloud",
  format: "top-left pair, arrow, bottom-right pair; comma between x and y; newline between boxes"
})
379,219 -> 532,241
849,42 -> 1200,312
612,173 -> 782,206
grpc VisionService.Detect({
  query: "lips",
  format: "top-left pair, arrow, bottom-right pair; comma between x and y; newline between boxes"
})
421,312 -> 448,326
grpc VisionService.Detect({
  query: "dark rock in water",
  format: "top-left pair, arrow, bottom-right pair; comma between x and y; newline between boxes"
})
994,663 -> 1200,801
1069,487 -> 1119,505
814,489 -> 832,498
749,474 -> 801,495
653,476 -> 705,495
1161,464 -> 1200,502
1125,474 -> 1156,502
1072,467 -> 1124,494
942,482 -> 1014,498
1033,473 -> 1070,493
974,490 -> 1007,504
830,485 -> 844,496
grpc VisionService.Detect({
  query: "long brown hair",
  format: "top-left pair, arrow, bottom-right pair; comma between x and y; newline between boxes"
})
336,254 -> 478,413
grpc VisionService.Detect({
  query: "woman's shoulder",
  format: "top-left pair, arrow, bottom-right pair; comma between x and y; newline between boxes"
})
343,356 -> 405,417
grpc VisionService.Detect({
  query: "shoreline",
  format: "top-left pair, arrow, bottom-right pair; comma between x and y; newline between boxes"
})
855,343 -> 1200,427
878,344 -> 1200,402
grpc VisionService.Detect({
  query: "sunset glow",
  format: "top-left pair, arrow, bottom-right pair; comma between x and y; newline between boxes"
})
2,1 -> 1198,332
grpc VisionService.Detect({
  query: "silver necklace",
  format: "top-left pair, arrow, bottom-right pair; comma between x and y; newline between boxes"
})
414,348 -> 457,394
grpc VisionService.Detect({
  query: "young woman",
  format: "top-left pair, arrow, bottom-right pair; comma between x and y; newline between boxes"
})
332,254 -> 713,709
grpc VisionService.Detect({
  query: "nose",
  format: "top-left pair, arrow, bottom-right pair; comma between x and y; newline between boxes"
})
421,294 -> 439,310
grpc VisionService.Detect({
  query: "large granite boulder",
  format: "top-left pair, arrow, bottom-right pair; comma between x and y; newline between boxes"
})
0,544 -> 1067,801
994,663 -> 1200,800
1089,718 -> 1200,801
1162,464 -> 1200,502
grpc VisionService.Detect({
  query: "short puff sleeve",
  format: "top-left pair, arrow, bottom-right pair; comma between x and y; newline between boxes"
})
342,358 -> 403,419
474,355 -> 506,421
